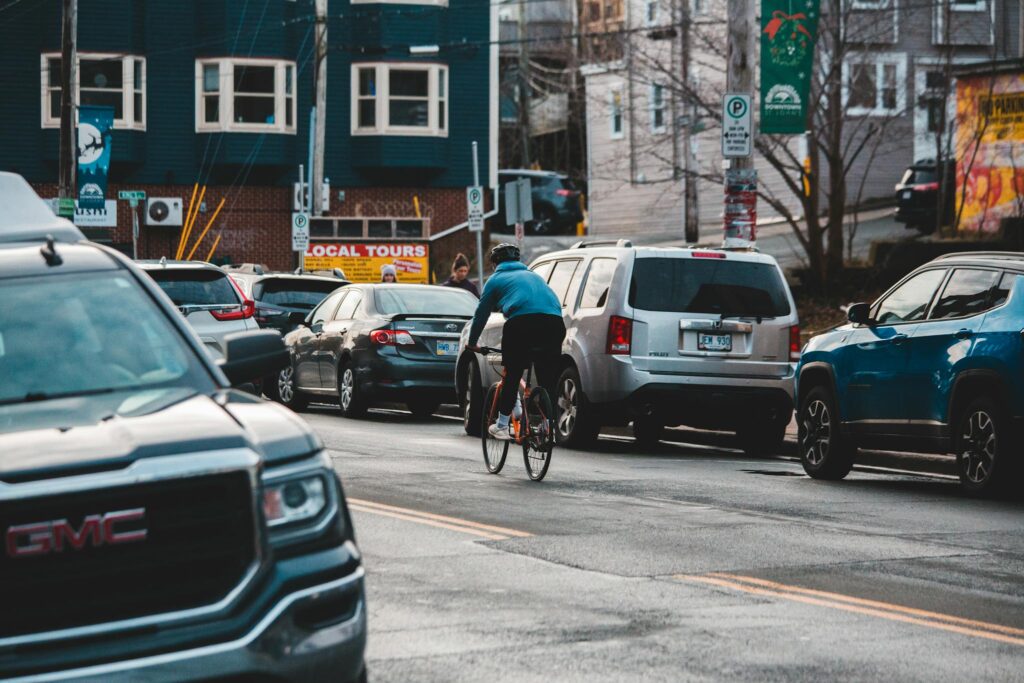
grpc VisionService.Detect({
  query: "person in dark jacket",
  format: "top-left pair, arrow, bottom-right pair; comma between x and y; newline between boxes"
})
441,253 -> 480,297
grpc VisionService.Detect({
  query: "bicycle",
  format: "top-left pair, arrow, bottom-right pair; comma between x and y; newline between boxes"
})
474,347 -> 556,481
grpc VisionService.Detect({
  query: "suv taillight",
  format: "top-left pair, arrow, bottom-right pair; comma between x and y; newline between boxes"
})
555,188 -> 573,197
371,329 -> 415,346
914,182 -> 940,191
789,325 -> 802,362
606,316 -> 632,355
211,298 -> 255,321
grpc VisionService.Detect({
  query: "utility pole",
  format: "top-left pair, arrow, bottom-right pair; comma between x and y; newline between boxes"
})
472,141 -> 484,288
518,0 -> 531,167
723,0 -> 756,247
312,0 -> 328,216
57,0 -> 78,204
680,0 -> 699,243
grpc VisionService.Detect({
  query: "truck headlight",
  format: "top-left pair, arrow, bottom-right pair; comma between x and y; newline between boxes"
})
263,476 -> 327,527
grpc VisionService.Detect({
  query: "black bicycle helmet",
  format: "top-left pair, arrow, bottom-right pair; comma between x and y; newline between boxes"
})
489,242 -> 521,265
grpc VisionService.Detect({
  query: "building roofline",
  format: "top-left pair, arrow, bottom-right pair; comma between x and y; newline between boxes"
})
953,58 -> 1024,78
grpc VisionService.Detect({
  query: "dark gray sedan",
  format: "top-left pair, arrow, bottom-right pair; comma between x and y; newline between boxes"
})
276,284 -> 477,418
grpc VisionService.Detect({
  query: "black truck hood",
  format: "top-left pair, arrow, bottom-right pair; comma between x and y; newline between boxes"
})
0,391 -> 322,481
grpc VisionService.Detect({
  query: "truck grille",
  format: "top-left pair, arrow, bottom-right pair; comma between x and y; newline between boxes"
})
0,472 -> 256,639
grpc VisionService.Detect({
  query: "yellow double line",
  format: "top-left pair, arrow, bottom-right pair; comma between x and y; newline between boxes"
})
348,498 -> 533,541
676,572 -> 1024,646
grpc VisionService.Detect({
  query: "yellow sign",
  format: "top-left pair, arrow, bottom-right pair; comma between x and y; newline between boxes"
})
304,242 -> 430,283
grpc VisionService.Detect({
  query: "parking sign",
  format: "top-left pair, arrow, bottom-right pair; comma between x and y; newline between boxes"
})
722,93 -> 753,158
292,212 -> 310,252
467,186 -> 484,233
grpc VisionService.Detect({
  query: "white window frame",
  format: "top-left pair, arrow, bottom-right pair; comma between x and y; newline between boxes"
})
842,53 -> 906,117
350,63 -> 449,137
644,0 -> 659,26
609,84 -> 624,140
194,58 -> 297,134
850,0 -> 890,9
351,0 -> 447,5
950,0 -> 986,12
649,83 -> 666,133
41,52 -> 146,130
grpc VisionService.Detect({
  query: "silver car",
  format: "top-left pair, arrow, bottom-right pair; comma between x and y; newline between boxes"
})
138,260 -> 259,360
456,241 -> 800,453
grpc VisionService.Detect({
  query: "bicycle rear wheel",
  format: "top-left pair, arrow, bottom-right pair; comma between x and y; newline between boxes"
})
522,387 -> 555,481
481,383 -> 509,474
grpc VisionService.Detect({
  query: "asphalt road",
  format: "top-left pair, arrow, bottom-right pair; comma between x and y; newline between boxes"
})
308,405 -> 1024,682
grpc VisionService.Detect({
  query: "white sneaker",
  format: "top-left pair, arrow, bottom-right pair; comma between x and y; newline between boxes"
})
488,422 -> 513,440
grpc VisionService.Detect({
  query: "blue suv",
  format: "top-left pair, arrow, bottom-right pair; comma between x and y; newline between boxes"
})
796,252 -> 1024,495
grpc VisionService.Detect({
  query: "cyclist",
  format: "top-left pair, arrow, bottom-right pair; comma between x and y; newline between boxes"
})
466,243 -> 566,440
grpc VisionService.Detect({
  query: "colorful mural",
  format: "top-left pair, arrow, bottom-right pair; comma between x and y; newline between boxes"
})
956,71 -> 1024,233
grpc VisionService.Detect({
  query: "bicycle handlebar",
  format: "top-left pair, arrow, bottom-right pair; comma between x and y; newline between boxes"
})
473,346 -> 501,355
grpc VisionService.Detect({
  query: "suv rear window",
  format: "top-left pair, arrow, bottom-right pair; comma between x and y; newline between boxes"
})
900,167 -> 937,186
629,258 -> 791,318
147,269 -> 239,307
254,278 -> 341,310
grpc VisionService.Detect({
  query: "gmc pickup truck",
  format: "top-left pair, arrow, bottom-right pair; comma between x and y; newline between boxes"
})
0,173 -> 366,682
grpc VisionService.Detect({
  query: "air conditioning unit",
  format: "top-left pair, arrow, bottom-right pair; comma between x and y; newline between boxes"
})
145,198 -> 183,226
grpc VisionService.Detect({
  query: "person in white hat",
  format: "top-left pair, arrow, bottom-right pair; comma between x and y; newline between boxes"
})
381,264 -> 398,283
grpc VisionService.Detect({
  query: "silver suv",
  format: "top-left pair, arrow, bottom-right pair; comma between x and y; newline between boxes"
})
456,241 -> 800,453
138,260 -> 258,361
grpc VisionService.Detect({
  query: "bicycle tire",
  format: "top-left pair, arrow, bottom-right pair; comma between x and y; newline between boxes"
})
522,387 -> 555,482
481,383 -> 509,474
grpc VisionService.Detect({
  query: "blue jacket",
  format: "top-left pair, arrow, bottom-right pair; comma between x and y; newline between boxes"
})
468,261 -> 562,345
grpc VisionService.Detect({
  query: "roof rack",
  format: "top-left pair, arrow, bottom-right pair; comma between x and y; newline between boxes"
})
933,251 -> 1024,261
569,239 -> 633,249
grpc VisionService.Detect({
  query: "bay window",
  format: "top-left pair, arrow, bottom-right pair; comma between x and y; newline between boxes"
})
352,63 -> 448,137
41,53 -> 146,129
196,58 -> 296,133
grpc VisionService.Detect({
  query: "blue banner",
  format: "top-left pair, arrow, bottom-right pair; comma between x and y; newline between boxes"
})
77,105 -> 114,210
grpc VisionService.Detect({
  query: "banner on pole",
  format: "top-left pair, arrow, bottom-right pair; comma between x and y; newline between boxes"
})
759,1 -> 820,135
77,105 -> 114,210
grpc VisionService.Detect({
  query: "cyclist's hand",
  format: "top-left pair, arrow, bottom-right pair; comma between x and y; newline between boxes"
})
466,344 -> 482,353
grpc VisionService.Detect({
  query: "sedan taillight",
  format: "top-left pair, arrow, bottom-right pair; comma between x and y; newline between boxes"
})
371,329 -> 415,346
606,316 -> 632,355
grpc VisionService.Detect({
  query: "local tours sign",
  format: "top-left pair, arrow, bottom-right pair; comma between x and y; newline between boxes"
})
759,1 -> 820,135
304,242 -> 430,283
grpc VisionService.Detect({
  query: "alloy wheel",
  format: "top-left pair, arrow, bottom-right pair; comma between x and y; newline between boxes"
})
961,410 -> 996,484
340,368 -> 354,411
802,399 -> 831,466
557,378 -> 578,440
463,374 -> 474,430
278,366 -> 294,404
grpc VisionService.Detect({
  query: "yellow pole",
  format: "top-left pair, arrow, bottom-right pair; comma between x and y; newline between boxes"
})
186,197 -> 225,260
205,233 -> 223,262
413,195 -> 422,218
177,183 -> 199,260
178,185 -> 207,260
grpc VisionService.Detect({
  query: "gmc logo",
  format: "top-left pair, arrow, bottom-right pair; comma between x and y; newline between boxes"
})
5,508 -> 148,559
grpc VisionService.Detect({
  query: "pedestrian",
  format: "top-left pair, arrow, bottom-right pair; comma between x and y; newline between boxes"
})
381,264 -> 398,283
441,253 -> 479,297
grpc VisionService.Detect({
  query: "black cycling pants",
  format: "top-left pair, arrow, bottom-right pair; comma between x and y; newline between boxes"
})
498,313 -> 566,416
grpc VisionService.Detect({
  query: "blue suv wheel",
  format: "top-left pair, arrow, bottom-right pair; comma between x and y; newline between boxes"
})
798,385 -> 855,480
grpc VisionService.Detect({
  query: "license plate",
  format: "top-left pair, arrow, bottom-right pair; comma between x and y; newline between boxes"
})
698,333 -> 732,352
436,341 -> 459,356
902,190 -> 912,199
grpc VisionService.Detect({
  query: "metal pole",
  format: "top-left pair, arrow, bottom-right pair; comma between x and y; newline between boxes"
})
132,203 -> 139,259
723,0 -> 756,247
298,163 -> 306,272
681,0 -> 699,244
58,0 -> 78,202
472,141 -> 484,287
312,0 -> 328,216
305,108 -> 316,272
517,0 -> 531,167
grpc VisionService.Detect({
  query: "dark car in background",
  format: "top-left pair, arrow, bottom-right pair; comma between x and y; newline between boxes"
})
497,169 -> 584,235
276,284 -> 476,418
895,158 -> 956,234
228,265 -> 350,335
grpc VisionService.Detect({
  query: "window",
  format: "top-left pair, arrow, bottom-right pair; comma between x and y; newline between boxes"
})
930,269 -> 1000,319
991,272 -> 1017,308
851,0 -> 890,8
609,85 -> 624,139
334,292 -> 362,320
950,0 -> 986,11
196,58 -> 296,134
874,269 -> 947,324
629,259 -> 792,317
146,270 -> 239,307
351,0 -> 447,4
313,291 -> 348,326
644,0 -> 659,25
352,63 -> 448,137
41,53 -> 146,129
547,260 -> 581,306
579,258 -> 617,309
650,84 -> 666,132
844,54 -> 906,116
531,261 -> 555,282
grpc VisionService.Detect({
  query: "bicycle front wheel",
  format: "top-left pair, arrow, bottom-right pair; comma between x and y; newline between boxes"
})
522,387 -> 555,482
481,383 -> 509,474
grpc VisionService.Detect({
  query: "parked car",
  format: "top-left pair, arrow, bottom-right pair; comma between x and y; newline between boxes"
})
137,259 -> 258,360
497,169 -> 584,235
227,265 -> 350,336
0,172 -> 366,682
456,241 -> 800,453
797,251 -> 1024,495
894,158 -> 955,234
276,284 -> 476,417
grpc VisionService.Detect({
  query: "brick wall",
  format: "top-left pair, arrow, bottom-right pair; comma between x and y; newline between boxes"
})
33,182 -> 482,278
